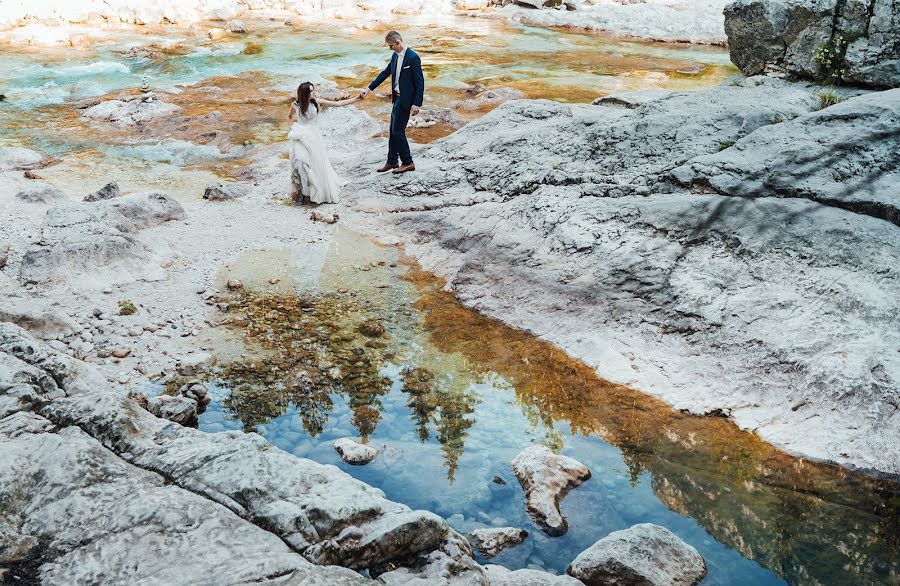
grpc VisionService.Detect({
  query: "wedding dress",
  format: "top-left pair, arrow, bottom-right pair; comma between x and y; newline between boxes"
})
288,102 -> 340,204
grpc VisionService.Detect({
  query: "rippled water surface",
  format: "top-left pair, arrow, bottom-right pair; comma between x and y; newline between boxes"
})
190,229 -> 899,585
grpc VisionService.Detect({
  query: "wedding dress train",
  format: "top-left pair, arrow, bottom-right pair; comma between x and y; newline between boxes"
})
288,102 -> 340,204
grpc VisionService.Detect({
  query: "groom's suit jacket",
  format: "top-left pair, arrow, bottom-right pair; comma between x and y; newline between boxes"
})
368,48 -> 425,110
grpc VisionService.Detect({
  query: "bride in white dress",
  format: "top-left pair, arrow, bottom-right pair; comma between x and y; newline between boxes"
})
287,82 -> 360,205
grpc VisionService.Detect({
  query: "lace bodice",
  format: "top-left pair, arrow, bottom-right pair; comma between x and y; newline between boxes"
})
292,101 -> 319,125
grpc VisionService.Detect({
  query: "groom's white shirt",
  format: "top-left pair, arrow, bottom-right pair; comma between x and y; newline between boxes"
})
393,47 -> 407,94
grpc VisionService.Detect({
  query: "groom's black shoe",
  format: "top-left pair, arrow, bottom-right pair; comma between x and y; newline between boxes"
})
392,163 -> 416,174
377,163 -> 399,173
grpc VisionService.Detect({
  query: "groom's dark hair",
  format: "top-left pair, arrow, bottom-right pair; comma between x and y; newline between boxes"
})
385,31 -> 402,42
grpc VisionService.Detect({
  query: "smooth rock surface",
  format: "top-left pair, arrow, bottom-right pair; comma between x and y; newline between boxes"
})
204,182 -> 250,201
15,181 -> 68,203
510,445 -> 591,536
334,437 -> 379,465
0,146 -> 48,170
147,394 -> 198,426
81,97 -> 179,126
567,523 -> 708,586
108,190 -> 186,229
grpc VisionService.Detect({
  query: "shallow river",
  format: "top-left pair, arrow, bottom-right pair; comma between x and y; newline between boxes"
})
3,15 -> 898,585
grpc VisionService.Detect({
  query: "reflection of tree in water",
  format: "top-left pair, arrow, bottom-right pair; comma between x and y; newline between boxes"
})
400,366 -> 479,483
402,263 -> 900,585
211,291 -> 391,438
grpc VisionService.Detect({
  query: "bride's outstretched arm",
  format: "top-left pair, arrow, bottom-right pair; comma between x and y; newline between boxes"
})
318,96 -> 361,108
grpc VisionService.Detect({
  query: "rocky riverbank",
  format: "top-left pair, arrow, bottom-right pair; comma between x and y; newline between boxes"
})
339,78 -> 900,476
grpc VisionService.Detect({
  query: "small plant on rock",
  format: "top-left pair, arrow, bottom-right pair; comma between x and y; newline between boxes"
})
771,112 -> 785,124
817,90 -> 844,110
717,140 -> 735,151
118,299 -> 138,315
813,34 -> 854,84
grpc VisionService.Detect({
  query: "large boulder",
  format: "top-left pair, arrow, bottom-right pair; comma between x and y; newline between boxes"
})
510,445 -> 591,536
0,412 -> 372,585
724,0 -> 900,88
567,523 -> 707,586
81,96 -> 179,126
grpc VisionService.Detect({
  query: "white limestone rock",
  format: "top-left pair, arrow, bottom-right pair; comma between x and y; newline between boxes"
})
107,190 -> 186,229
334,437 -> 379,465
15,181 -> 68,203
510,445 -> 591,536
0,298 -> 80,338
0,146 -> 48,170
81,97 -> 179,126
342,81 -> 900,476
468,527 -> 528,557
84,181 -> 121,202
567,523 -> 707,586
41,391 -> 453,570
0,413 -> 373,585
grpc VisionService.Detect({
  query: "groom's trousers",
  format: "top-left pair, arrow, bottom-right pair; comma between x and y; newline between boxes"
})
388,102 -> 413,166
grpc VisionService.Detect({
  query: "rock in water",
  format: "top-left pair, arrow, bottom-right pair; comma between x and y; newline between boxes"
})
510,445 -> 590,536
468,527 -> 528,557
147,395 -> 199,426
333,438 -> 379,465
204,183 -> 249,201
84,181 -> 121,202
724,0 -> 900,88
567,523 -> 708,586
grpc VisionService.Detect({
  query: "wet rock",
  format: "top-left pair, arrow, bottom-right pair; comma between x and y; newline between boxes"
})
333,437 -> 379,465
203,182 -> 249,201
358,319 -> 385,338
0,146 -> 48,170
147,394 -> 199,426
724,0 -> 900,88
84,181 -> 121,202
567,523 -> 707,586
468,527 -> 528,557
108,191 -> 186,229
15,181 -> 68,203
511,445 -> 591,536
492,475 -> 507,485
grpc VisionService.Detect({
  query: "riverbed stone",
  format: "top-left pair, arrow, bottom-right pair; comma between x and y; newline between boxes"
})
84,181 -> 121,202
511,445 -> 590,536
204,182 -> 249,201
567,523 -> 708,586
0,298 -> 80,338
334,437 -> 379,465
81,96 -> 179,126
468,527 -> 528,557
147,394 -> 198,426
15,181 -> 68,203
107,190 -> 186,229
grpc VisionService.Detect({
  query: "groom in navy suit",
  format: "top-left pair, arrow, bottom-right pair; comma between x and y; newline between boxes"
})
360,30 -> 424,175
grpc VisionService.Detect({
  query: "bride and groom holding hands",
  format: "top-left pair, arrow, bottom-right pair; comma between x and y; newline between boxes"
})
288,30 -> 425,205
